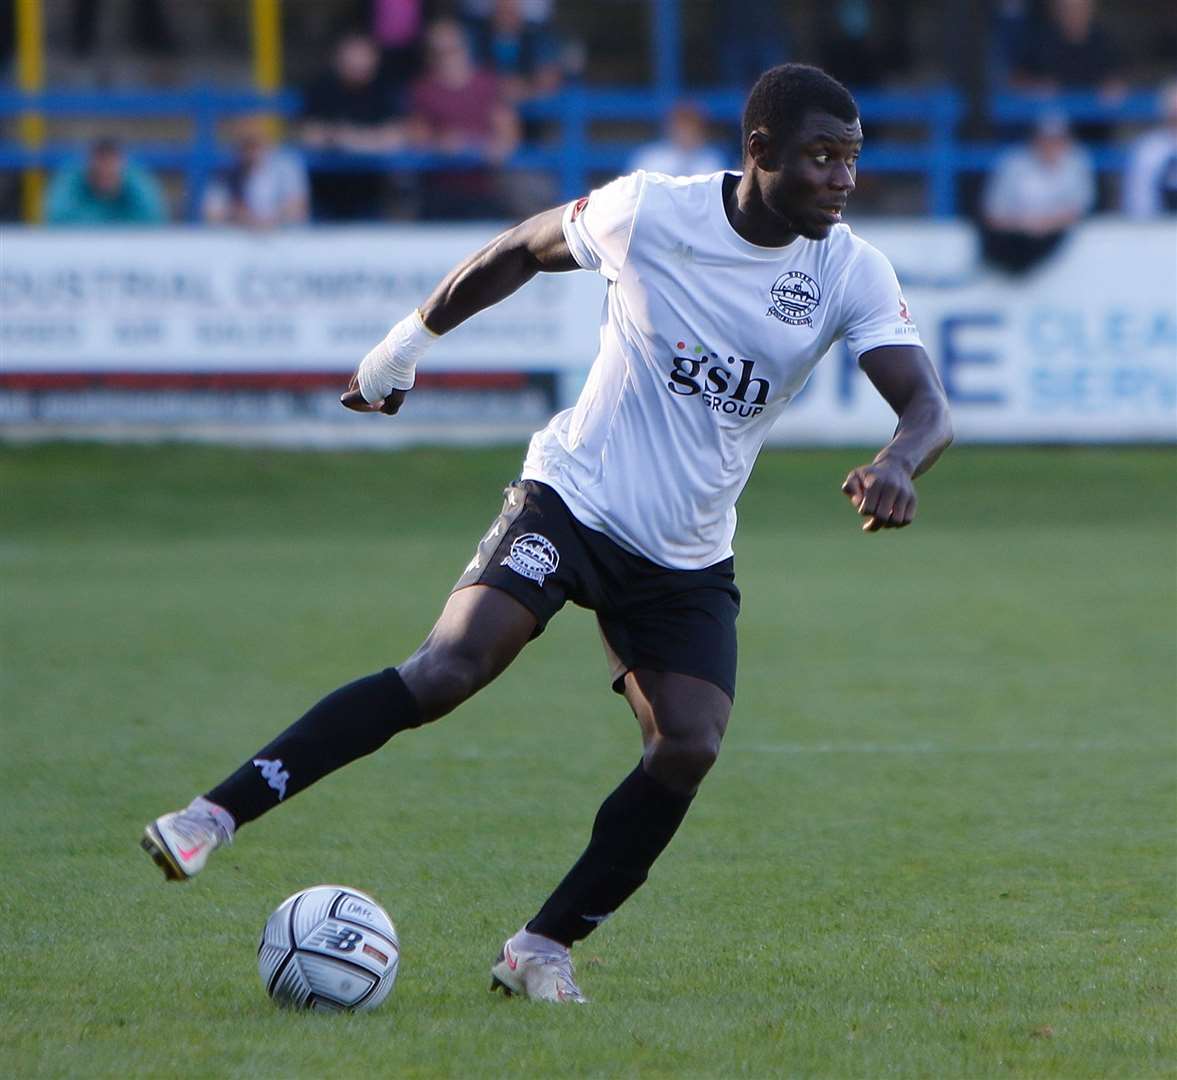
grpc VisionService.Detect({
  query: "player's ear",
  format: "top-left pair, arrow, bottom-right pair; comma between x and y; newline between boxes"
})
746,129 -> 777,171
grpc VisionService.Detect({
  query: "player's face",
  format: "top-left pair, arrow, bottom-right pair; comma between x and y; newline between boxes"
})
760,111 -> 862,240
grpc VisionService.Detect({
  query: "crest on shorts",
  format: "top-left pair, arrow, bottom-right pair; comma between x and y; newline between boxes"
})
503,533 -> 559,586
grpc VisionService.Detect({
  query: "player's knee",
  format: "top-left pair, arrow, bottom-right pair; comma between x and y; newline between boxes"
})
400,645 -> 493,721
645,727 -> 722,791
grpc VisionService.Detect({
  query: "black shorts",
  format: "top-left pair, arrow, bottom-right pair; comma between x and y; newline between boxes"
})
452,480 -> 740,701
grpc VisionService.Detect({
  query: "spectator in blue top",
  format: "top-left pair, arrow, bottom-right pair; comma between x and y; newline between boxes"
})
709,0 -> 791,87
1011,0 -> 1122,95
465,0 -> 562,104
44,137 -> 167,225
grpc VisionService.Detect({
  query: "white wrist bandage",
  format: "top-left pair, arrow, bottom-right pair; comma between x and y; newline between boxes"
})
356,309 -> 438,402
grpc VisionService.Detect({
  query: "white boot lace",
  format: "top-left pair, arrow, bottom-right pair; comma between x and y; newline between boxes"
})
172,807 -> 230,849
533,947 -> 582,997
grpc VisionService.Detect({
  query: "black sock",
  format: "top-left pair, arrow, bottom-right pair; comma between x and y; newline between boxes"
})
526,762 -> 695,946
206,668 -> 422,827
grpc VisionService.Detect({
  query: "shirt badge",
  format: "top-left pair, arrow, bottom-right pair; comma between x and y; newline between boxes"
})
767,271 -> 821,326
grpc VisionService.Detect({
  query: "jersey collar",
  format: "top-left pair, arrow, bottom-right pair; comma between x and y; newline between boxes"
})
710,171 -> 804,261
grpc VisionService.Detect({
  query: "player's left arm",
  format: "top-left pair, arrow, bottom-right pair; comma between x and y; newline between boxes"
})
842,344 -> 953,532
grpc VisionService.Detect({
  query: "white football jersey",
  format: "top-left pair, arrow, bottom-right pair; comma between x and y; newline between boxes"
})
521,170 -> 923,569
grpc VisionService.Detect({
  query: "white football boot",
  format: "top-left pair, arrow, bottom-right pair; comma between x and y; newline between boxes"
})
490,929 -> 587,1003
141,797 -> 234,881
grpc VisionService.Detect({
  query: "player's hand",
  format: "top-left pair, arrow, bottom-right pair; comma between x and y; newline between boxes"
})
841,460 -> 917,532
340,375 -> 407,416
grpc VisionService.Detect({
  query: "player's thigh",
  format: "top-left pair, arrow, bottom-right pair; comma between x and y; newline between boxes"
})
399,584 -> 538,720
622,669 -> 732,748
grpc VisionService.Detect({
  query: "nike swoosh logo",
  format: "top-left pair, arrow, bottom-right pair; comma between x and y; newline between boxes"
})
177,843 -> 205,861
505,945 -> 518,971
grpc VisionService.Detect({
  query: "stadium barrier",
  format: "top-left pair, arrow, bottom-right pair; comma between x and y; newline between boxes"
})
1,219 -> 1173,446
0,87 -> 1158,219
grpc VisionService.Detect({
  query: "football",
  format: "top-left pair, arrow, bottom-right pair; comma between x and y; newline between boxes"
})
257,885 -> 399,1012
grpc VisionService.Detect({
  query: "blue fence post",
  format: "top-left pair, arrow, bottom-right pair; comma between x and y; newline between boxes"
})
928,89 -> 960,218
560,83 -> 588,200
652,0 -> 681,96
186,85 -> 218,222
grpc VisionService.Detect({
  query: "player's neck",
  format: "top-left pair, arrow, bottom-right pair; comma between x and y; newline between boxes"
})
723,171 -> 798,248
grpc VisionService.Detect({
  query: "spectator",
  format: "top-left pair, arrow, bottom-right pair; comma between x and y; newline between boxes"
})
980,112 -> 1095,274
44,137 -> 167,225
407,19 -> 521,220
1122,81 -> 1177,217
628,103 -> 727,177
70,0 -> 176,60
302,32 -> 408,220
991,0 -> 1034,87
460,0 -> 552,21
709,1 -> 790,87
1012,0 -> 1122,95
465,0 -> 563,104
819,1 -> 888,89
203,115 -> 309,228
368,0 -> 426,92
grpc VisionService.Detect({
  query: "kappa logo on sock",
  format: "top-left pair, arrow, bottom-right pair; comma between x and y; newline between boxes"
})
502,533 -> 559,586
253,757 -> 290,800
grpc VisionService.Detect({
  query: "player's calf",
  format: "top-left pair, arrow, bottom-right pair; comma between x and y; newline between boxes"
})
139,590 -> 535,880
140,668 -> 423,881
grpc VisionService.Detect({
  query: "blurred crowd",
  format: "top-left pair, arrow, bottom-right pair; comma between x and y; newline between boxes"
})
29,0 -> 571,225
15,0 -> 1177,273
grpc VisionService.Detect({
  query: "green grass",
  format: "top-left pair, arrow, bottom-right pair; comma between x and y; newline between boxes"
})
1,444 -> 1174,1078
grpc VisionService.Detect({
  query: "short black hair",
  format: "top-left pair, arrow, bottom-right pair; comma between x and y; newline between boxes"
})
741,64 -> 859,149
90,135 -> 123,157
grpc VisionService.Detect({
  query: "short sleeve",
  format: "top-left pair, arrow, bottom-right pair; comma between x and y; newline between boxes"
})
981,153 -> 1017,220
562,171 -> 645,281
278,151 -> 309,204
44,165 -> 83,224
1069,150 -> 1096,216
126,165 -> 167,223
839,242 -> 924,359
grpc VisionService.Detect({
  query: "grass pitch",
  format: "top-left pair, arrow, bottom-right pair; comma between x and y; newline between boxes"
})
1,444 -> 1174,1079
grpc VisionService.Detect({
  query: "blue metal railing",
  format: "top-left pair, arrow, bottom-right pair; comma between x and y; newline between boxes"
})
989,89 -> 1161,123
0,85 -> 1161,221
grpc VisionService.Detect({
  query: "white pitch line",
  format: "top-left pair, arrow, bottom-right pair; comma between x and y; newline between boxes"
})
393,740 -> 1173,763
731,740 -> 1173,755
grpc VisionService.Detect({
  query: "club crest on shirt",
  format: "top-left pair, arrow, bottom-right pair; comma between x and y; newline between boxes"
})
767,271 -> 821,326
503,533 -> 560,586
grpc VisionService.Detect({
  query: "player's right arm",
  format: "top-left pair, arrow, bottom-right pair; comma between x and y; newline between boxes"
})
421,205 -> 579,333
341,206 -> 578,414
